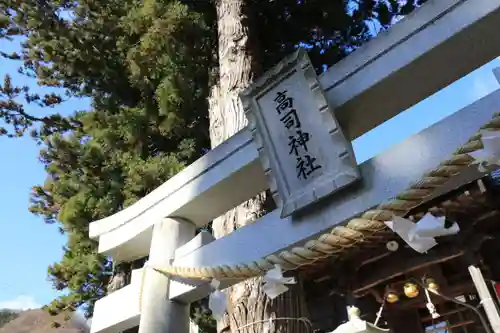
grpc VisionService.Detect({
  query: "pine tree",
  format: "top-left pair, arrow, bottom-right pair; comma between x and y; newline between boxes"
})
34,107 -> 203,316
1,0 -> 215,319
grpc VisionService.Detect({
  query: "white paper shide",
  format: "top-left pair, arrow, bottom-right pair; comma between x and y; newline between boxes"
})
469,130 -> 500,172
385,213 -> 460,253
208,279 -> 227,320
262,265 -> 297,299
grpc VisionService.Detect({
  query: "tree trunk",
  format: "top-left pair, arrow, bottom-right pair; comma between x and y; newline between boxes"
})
208,1 -> 309,332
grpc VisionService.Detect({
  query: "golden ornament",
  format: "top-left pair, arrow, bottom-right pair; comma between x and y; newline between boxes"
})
426,278 -> 439,292
385,292 -> 399,303
404,282 -> 419,298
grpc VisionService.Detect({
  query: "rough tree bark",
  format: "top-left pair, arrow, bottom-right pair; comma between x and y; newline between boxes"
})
208,1 -> 309,332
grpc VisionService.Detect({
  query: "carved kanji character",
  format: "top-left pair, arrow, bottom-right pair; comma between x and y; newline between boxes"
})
296,154 -> 322,180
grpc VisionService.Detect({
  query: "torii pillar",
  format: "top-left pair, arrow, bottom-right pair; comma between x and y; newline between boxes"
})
138,218 -> 196,333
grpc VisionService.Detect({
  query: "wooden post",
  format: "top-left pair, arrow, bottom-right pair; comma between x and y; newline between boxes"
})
468,265 -> 500,333
138,218 -> 196,333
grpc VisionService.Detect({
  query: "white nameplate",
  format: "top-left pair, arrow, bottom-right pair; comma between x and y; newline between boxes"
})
240,49 -> 360,218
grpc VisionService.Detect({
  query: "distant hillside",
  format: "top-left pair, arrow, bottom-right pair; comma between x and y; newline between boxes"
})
0,309 -> 89,333
0,309 -> 20,328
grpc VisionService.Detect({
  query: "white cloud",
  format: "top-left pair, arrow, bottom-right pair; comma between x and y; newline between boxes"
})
0,295 -> 41,310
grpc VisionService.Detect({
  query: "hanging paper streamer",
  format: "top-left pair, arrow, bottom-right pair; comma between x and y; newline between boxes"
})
384,213 -> 459,253
328,307 -> 389,333
385,216 -> 437,253
469,130 -> 500,172
262,265 -> 296,299
208,279 -> 227,321
409,213 -> 459,240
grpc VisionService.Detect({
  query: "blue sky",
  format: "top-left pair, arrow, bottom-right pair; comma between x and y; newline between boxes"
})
353,59 -> 500,163
1,38 -> 500,311
0,37 -> 90,310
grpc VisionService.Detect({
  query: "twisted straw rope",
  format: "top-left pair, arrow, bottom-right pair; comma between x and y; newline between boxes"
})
150,114 -> 500,281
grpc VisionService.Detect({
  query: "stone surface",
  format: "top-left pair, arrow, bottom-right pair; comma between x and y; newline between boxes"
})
138,218 -> 195,333
241,49 -> 359,217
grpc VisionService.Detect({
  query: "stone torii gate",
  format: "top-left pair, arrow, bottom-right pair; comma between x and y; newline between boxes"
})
88,1 -> 500,333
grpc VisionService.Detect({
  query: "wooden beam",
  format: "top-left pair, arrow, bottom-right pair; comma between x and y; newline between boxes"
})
352,248 -> 464,296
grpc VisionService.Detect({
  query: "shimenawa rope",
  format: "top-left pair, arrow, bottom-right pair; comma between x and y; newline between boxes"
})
143,114 -> 500,281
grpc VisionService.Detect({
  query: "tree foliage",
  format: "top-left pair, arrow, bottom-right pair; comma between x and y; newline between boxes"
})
0,0 -> 425,328
1,0 -> 215,318
0,309 -> 19,328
